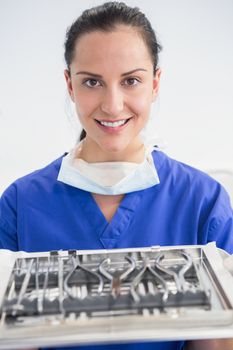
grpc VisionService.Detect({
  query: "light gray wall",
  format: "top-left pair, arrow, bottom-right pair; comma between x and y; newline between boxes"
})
0,0 -> 233,194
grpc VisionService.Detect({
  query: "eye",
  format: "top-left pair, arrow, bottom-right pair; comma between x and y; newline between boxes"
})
123,77 -> 140,86
83,79 -> 101,88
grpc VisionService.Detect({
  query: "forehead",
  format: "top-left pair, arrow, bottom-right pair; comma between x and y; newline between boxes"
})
72,26 -> 152,71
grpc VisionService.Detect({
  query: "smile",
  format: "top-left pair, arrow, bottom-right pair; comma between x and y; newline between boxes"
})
96,118 -> 131,128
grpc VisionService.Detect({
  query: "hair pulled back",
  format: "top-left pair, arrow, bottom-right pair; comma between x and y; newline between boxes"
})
64,1 -> 162,141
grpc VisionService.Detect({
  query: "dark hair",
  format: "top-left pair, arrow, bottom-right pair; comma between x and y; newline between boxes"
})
64,1 -> 162,141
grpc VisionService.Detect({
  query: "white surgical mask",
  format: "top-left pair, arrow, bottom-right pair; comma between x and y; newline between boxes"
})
57,142 -> 160,195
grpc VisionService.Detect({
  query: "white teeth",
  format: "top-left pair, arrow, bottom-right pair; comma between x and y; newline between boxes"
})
99,119 -> 127,127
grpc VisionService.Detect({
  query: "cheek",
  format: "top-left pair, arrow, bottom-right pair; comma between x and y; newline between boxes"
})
130,90 -> 152,115
74,92 -> 96,119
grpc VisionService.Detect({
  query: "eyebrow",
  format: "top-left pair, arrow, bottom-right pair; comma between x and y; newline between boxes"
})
75,68 -> 147,78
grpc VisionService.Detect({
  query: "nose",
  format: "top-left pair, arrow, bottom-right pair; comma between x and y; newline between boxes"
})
100,86 -> 124,117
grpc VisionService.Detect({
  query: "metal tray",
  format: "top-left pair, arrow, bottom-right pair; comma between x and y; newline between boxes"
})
0,242 -> 233,349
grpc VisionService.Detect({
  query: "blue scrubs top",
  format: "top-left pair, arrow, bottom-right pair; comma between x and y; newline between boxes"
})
0,150 -> 233,350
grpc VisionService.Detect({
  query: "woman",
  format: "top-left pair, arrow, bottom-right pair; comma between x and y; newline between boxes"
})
0,2 -> 233,350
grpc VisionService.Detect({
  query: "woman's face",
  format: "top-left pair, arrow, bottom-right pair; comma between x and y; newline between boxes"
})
64,25 -> 161,162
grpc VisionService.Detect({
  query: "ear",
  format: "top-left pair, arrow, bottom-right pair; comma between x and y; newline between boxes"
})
64,69 -> 75,102
152,68 -> 161,102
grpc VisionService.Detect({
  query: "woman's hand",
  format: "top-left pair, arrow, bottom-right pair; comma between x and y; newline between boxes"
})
185,338 -> 233,350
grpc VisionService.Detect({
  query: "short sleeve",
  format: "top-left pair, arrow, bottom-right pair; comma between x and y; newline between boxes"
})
0,184 -> 19,251
201,185 -> 233,254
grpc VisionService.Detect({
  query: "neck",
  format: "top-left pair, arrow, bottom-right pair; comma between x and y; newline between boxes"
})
76,137 -> 145,163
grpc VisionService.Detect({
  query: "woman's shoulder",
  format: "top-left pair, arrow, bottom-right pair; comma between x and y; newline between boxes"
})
153,150 -> 221,189
1,154 -> 66,199
152,151 -> 233,250
152,149 -> 233,214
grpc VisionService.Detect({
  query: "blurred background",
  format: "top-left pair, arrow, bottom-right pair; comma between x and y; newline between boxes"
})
0,0 -> 233,196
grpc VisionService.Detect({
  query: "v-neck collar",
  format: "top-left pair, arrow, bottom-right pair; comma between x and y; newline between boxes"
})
63,149 -> 165,249
79,190 -> 143,249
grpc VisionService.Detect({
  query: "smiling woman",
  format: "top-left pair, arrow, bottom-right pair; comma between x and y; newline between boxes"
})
64,25 -> 160,162
0,2 -> 233,350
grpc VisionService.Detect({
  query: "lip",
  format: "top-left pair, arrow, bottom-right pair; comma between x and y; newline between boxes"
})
95,117 -> 132,133
95,118 -> 131,123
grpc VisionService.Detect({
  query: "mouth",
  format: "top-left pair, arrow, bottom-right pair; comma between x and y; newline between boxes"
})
95,118 -> 132,129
